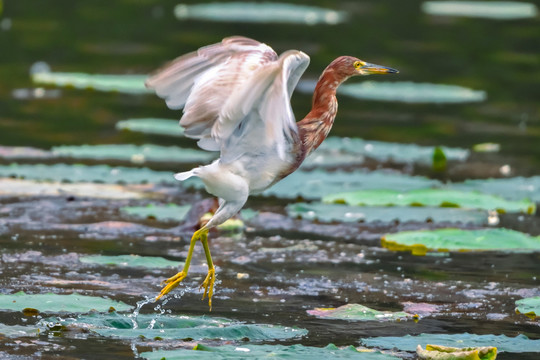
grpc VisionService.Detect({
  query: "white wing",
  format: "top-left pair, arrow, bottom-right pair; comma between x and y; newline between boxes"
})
146,37 -> 310,162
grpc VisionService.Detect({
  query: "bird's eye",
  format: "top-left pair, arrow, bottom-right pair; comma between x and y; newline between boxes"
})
353,61 -> 363,69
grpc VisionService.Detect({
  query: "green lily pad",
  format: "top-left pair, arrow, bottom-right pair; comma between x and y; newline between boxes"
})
323,189 -> 535,214
307,304 -> 414,321
0,292 -> 132,313
338,81 -> 486,104
141,343 -> 400,360
515,296 -> 540,320
51,144 -> 215,164
451,176 -> 540,202
46,312 -> 307,341
287,202 -> 489,225
417,344 -> 497,360
32,71 -> 149,94
0,324 -> 40,338
422,1 -> 538,20
0,178 -> 152,199
120,204 -> 191,222
263,169 -> 441,200
174,3 -> 346,25
313,137 -> 469,166
0,145 -> 55,160
79,255 -> 179,269
472,143 -> 500,153
116,118 -> 184,137
0,163 -> 174,184
361,333 -> 540,353
382,228 -> 540,256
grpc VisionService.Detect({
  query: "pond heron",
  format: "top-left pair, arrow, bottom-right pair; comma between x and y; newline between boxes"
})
146,36 -> 398,309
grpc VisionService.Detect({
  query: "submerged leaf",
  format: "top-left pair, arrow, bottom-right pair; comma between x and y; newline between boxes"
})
79,255 -> 179,269
307,304 -> 414,321
417,344 -> 497,360
361,333 -> 540,353
174,2 -> 346,25
120,204 -> 191,222
382,228 -> 540,256
323,189 -> 534,214
515,296 -> 540,320
32,71 -> 149,94
0,292 -> 132,313
141,343 -> 400,359
422,1 -> 538,20
45,312 -> 307,341
116,118 -> 184,137
51,144 -> 215,164
287,202 -> 489,225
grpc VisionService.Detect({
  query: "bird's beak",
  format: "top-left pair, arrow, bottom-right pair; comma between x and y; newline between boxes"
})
360,62 -> 399,75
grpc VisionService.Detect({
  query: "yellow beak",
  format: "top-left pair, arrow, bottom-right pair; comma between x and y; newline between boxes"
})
361,62 -> 399,74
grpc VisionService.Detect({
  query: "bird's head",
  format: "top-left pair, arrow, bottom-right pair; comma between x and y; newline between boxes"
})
331,56 -> 398,78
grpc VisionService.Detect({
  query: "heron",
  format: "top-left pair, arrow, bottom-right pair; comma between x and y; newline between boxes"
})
146,36 -> 398,309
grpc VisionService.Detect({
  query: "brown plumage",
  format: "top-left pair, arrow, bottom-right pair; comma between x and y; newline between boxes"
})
146,36 -> 398,308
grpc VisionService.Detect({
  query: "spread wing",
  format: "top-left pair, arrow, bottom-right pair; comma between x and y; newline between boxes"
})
146,36 -> 310,162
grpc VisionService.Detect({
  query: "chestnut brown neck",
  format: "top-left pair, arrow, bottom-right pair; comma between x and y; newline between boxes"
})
297,61 -> 351,160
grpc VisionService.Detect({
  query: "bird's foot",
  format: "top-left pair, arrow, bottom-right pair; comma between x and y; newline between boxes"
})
200,267 -> 216,310
155,271 -> 187,301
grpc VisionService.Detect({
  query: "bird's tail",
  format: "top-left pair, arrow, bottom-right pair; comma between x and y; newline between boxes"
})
174,169 -> 197,181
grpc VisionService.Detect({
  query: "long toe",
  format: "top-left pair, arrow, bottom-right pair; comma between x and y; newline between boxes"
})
155,271 -> 187,301
200,268 -> 216,310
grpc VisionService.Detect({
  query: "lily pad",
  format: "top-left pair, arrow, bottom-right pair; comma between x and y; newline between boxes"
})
120,204 -> 191,222
0,178 -> 152,199
51,144 -> 215,164
417,344 -> 497,360
46,312 -> 307,341
313,137 -> 469,166
0,163 -> 174,184
515,296 -> 540,320
450,176 -> 540,202
141,343 -> 400,360
0,292 -> 132,313
0,145 -> 55,160
79,255 -> 179,269
339,81 -> 486,104
323,189 -> 535,214
307,304 -> 414,321
116,118 -> 184,137
174,2 -> 346,25
361,333 -> 540,353
287,202 -> 489,224
382,228 -> 540,256
263,169 -> 441,200
422,1 -> 538,20
0,324 -> 40,338
32,71 -> 149,94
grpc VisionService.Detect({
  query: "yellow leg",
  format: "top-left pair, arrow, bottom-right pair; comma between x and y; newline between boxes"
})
199,230 -> 216,310
155,228 -> 207,301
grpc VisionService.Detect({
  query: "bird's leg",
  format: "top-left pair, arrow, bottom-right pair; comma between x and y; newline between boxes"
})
199,229 -> 216,310
155,228 -> 205,301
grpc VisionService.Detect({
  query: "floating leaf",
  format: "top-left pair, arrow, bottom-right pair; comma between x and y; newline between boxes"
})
32,71 -> 149,94
361,333 -> 540,353
174,2 -> 346,25
515,296 -> 540,320
0,292 -> 132,313
46,312 -> 307,341
382,228 -> 540,256
0,178 -> 153,199
422,1 -> 538,20
323,189 -> 535,214
312,137 -> 469,166
264,169 -> 441,200
120,204 -> 191,222
51,144 -> 215,164
417,344 -> 497,360
0,163 -> 174,184
307,304 -> 414,321
472,143 -> 500,153
0,145 -> 54,160
287,202 -> 489,225
0,324 -> 40,338
339,81 -> 486,104
115,118 -> 184,137
79,255 -> 179,269
450,176 -> 540,202
141,343 -> 400,360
